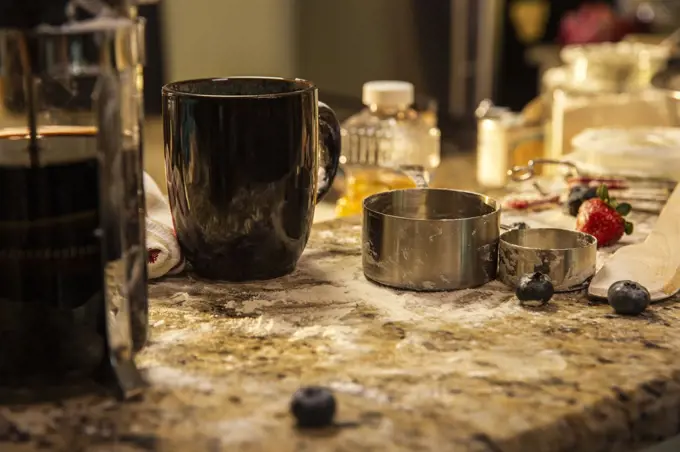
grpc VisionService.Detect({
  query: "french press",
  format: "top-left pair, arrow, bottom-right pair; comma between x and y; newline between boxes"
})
0,0 -> 149,399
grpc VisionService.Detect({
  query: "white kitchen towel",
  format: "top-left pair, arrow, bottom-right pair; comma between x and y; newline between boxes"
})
144,172 -> 185,279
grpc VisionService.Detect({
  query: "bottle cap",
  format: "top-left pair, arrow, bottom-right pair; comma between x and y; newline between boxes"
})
362,81 -> 414,108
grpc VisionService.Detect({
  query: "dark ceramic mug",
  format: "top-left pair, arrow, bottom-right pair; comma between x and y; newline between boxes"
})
162,77 -> 341,281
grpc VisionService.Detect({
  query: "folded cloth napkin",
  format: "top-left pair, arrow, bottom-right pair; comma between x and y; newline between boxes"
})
144,172 -> 185,279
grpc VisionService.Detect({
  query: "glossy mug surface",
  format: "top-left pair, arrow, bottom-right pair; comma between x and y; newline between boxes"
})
162,77 -> 341,281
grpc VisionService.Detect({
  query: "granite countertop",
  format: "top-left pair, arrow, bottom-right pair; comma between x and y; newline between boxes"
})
2,207 -> 680,452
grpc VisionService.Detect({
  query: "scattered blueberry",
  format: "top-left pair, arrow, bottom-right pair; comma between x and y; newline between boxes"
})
507,222 -> 529,230
566,185 -> 597,217
290,386 -> 336,428
516,272 -> 554,306
607,280 -> 650,316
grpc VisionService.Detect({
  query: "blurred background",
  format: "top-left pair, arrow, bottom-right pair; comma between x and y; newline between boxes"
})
2,0 -> 678,219
131,0 -> 680,217
143,1 -> 679,129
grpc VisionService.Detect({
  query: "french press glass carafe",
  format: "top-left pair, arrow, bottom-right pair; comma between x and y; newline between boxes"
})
0,9 -> 148,399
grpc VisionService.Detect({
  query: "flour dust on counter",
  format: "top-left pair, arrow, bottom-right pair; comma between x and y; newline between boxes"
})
2,210 -> 680,451
136,213 -> 680,451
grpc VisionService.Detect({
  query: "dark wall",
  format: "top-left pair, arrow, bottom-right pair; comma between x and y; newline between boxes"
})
411,0 -> 450,119
497,0 -> 617,111
139,3 -> 164,115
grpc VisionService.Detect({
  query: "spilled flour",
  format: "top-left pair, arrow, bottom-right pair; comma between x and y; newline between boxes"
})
145,366 -> 214,393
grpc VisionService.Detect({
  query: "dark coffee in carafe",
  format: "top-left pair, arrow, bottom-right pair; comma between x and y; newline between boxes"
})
0,126 -> 147,385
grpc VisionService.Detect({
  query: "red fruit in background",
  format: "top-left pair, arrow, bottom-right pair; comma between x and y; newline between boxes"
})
559,3 -> 635,44
576,185 -> 633,248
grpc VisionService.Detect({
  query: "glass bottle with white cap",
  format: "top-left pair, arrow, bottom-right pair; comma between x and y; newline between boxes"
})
336,80 -> 441,217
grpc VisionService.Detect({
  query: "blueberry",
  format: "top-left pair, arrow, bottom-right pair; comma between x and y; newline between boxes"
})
290,386 -> 336,428
566,185 -> 597,217
516,272 -> 554,306
607,280 -> 650,316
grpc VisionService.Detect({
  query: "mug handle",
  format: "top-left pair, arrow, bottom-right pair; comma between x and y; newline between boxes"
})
316,101 -> 341,203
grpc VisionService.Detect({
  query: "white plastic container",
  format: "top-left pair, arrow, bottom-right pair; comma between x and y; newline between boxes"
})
475,100 -> 544,188
568,127 -> 680,180
335,81 -> 441,217
340,81 -> 440,171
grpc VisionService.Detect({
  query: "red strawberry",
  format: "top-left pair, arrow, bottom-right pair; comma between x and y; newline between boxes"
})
576,185 -> 633,248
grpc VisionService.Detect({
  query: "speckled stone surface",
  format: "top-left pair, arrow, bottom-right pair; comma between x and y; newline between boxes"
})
1,210 -> 680,452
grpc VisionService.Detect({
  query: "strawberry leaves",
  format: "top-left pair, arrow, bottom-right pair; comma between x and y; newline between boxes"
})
616,203 -> 632,216
596,183 -> 632,215
596,184 -> 609,202
596,183 -> 634,236
624,221 -> 634,235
